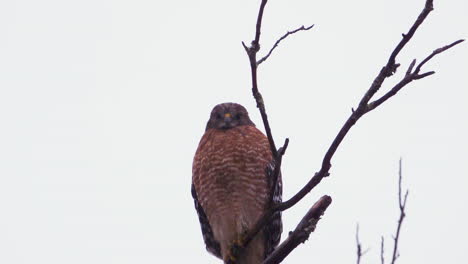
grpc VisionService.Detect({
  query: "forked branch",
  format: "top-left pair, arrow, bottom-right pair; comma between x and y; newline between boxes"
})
278,0 -> 463,213
356,159 -> 409,264
366,39 -> 465,112
356,224 -> 369,264
234,0 -> 463,263
390,159 -> 409,264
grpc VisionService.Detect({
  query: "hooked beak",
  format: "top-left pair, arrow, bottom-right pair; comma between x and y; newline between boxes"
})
224,113 -> 232,123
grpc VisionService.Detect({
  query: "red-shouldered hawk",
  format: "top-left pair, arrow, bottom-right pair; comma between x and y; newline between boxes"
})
192,102 -> 282,264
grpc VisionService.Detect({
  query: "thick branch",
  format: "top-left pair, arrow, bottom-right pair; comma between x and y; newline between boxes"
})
263,195 -> 332,264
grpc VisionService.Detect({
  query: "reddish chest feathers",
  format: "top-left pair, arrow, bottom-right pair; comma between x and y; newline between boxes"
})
192,125 -> 272,221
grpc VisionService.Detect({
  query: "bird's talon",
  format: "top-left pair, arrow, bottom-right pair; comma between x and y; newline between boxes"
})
224,251 -> 237,264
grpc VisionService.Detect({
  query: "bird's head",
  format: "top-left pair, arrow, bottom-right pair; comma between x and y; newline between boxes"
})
205,102 -> 255,131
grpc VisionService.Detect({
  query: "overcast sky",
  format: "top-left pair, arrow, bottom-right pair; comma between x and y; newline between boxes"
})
0,0 -> 467,263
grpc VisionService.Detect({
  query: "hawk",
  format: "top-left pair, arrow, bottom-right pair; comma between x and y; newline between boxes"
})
192,102 -> 282,264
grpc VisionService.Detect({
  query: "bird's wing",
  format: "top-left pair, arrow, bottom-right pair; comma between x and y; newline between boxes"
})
191,184 -> 222,258
263,161 -> 283,258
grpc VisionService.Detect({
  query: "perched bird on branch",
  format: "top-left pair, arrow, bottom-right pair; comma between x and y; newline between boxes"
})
192,102 -> 282,264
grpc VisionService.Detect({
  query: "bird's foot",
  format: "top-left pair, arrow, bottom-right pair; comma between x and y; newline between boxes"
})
224,251 -> 237,264
225,234 -> 247,264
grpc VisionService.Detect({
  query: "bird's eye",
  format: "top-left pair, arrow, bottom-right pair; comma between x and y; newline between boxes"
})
215,113 -> 222,119
234,114 -> 241,120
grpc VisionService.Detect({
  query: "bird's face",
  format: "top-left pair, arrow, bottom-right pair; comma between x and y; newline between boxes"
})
206,103 -> 255,131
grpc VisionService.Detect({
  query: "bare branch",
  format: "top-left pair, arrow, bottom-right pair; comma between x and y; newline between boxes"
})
356,0 -> 434,112
274,0 -> 463,213
366,39 -> 464,112
356,224 -> 369,264
243,0 -> 278,158
406,59 -> 417,75
414,39 -> 465,73
237,0 -> 462,262
386,0 -> 433,72
257,24 -> 315,65
253,0 -> 269,50
263,195 -> 332,264
390,159 -> 409,264
414,71 -> 435,79
381,236 -> 385,264
361,160 -> 408,264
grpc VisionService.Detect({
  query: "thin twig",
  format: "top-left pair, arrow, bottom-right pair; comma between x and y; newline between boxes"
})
257,25 -> 315,65
381,236 -> 385,264
390,159 -> 409,264
367,160 -> 408,264
263,195 -> 332,264
356,224 -> 363,264
414,39 -> 464,73
356,224 -> 369,264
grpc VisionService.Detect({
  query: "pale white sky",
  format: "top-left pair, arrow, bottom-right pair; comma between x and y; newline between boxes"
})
0,0 -> 467,263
